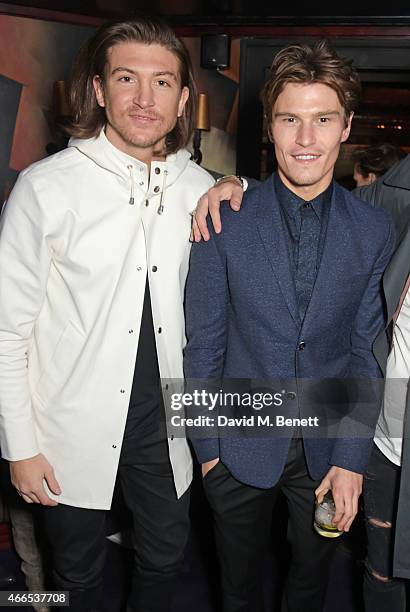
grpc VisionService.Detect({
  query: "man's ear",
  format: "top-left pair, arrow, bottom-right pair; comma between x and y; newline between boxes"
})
341,111 -> 354,143
177,86 -> 189,117
93,75 -> 105,108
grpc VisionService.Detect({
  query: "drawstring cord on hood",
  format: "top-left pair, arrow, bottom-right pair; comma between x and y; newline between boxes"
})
69,133 -> 192,209
127,164 -> 168,213
157,169 -> 168,215
127,165 -> 135,205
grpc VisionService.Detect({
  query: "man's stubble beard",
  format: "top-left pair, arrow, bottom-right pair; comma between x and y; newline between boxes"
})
108,112 -> 177,152
280,166 -> 325,189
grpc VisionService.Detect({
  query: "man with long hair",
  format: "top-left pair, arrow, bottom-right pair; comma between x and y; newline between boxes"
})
0,16 -> 214,612
184,40 -> 395,611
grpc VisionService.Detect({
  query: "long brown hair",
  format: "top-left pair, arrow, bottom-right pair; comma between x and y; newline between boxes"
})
261,39 -> 361,127
66,16 -> 197,155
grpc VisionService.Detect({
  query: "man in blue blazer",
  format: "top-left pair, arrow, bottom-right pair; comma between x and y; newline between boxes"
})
184,40 -> 395,612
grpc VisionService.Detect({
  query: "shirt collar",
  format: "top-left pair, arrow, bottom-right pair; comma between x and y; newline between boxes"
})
274,173 -> 333,221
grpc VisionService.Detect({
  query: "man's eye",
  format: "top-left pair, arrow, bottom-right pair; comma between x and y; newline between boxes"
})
318,117 -> 330,123
285,117 -> 295,123
156,80 -> 170,87
119,76 -> 133,83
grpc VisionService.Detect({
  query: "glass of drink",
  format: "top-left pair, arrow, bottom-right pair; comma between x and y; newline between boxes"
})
314,490 -> 343,538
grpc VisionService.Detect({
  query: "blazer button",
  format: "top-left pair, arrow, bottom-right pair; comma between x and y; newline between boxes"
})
152,265 -> 158,272
298,341 -> 306,351
154,186 -> 160,193
286,392 -> 296,400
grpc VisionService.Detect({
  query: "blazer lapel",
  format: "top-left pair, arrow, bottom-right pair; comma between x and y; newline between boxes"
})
301,185 -> 347,328
255,177 -> 300,326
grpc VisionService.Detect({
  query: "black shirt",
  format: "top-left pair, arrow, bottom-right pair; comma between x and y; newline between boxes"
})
121,279 -> 162,455
274,174 -> 333,280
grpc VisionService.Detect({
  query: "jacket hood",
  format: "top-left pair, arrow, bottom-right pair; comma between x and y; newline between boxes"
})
68,128 -> 192,208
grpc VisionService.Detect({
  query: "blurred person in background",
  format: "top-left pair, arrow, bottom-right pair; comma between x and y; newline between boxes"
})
353,143 -> 405,188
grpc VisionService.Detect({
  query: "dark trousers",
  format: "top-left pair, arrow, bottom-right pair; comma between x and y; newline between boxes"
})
42,428 -> 190,612
363,443 -> 406,612
203,438 -> 338,612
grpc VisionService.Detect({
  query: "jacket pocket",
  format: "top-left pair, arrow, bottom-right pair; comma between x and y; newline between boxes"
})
34,320 -> 85,405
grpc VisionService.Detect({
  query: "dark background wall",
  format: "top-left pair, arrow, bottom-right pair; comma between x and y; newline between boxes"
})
1,3 -> 410,199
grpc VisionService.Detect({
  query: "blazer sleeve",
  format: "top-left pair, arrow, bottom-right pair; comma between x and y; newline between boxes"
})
330,214 -> 396,473
183,222 -> 229,464
347,214 -> 396,379
0,173 -> 52,461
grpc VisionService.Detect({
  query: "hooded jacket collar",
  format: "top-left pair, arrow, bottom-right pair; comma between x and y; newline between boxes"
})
68,128 -> 192,207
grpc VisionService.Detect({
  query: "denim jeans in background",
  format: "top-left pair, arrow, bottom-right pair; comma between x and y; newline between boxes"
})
363,442 -> 406,612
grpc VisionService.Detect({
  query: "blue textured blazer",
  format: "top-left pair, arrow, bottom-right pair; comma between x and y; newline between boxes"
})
183,175 -> 396,488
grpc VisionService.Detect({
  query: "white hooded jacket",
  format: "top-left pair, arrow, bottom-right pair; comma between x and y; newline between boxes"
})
0,129 -> 214,509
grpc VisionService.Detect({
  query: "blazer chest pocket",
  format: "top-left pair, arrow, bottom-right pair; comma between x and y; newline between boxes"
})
35,321 -> 85,405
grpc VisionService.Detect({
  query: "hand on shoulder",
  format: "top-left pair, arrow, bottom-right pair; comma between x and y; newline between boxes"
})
190,175 -> 245,242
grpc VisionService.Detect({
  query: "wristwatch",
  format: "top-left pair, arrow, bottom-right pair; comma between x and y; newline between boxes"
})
215,174 -> 248,191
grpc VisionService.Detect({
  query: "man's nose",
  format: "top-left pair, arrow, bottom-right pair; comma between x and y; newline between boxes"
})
132,82 -> 155,108
295,122 -> 316,147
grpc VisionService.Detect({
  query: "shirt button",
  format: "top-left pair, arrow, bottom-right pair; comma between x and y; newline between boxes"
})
158,327 -> 162,333
145,200 -> 149,207
154,186 -> 160,193
120,389 -> 125,394
112,445 -> 117,449
170,435 -> 174,441
286,392 -> 296,400
155,167 -> 161,174
137,266 -> 142,271
139,181 -> 144,186
152,265 -> 158,272
303,202 -> 311,209
298,341 -> 306,350
129,329 -> 134,334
